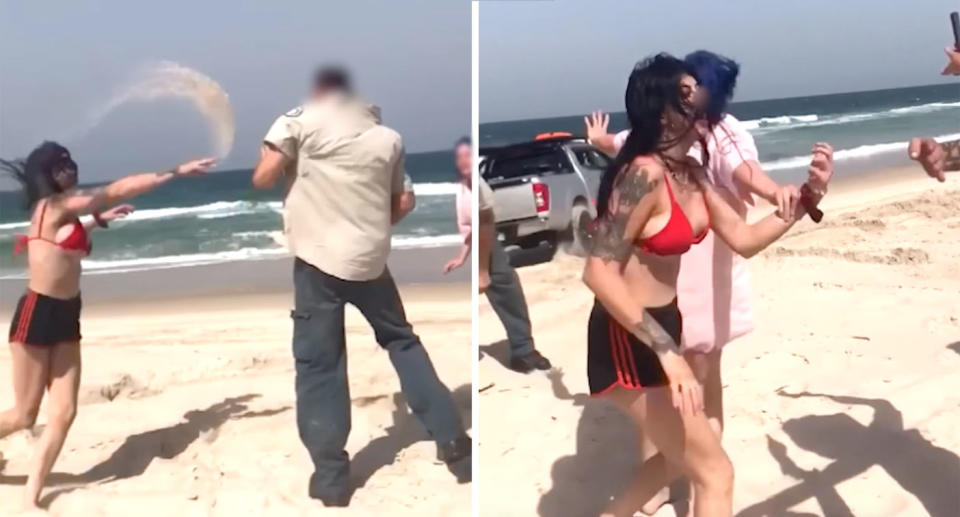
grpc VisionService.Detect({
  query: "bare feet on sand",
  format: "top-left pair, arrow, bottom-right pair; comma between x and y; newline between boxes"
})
15,503 -> 46,516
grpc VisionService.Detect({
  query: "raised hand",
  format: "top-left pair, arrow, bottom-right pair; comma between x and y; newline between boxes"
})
942,46 -> 960,76
808,142 -> 834,192
176,157 -> 217,176
584,110 -> 610,143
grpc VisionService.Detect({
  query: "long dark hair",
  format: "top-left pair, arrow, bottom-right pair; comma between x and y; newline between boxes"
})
596,54 -> 699,217
0,141 -> 77,210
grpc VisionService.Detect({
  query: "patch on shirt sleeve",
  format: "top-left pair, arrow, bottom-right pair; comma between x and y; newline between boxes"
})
285,106 -> 303,117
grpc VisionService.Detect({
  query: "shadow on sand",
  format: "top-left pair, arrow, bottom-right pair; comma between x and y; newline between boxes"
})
479,340 -> 512,371
535,369 -> 635,517
0,394 -> 288,507
947,341 -> 960,356
350,383 -> 473,489
4,384 -> 473,508
737,391 -> 960,517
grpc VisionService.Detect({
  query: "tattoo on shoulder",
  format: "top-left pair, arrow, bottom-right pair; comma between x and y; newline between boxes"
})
586,165 -> 660,261
943,139 -> 960,172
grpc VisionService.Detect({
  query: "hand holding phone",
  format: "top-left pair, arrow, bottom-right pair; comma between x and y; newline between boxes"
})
952,12 -> 960,50
944,12 -> 960,75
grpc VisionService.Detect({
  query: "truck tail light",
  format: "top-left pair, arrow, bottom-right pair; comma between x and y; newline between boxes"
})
533,182 -> 549,214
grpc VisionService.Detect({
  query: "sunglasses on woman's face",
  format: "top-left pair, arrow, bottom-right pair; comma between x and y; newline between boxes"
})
52,152 -> 77,173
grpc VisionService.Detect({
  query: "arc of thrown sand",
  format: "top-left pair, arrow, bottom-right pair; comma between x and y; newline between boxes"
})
77,61 -> 235,158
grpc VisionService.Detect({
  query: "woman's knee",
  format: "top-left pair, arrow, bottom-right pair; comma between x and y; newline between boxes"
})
47,400 -> 78,429
691,452 -> 734,496
13,405 -> 40,429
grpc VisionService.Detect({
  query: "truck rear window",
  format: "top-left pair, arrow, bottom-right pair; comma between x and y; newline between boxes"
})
485,148 -> 572,181
570,147 -> 612,171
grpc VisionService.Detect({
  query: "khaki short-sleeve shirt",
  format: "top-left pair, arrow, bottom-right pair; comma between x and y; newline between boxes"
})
264,94 -> 405,281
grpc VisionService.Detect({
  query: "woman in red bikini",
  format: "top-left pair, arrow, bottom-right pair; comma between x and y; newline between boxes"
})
0,141 -> 213,511
582,55 -> 832,517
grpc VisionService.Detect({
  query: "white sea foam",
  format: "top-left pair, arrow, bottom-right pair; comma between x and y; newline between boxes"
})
746,100 -> 960,135
762,132 -> 960,171
0,184 -> 453,231
0,231 -> 461,278
122,201 -> 256,221
740,114 -> 819,130
413,182 -> 459,196
0,221 -> 29,230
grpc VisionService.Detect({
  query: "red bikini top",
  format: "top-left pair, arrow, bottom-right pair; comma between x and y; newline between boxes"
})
640,177 -> 709,256
13,201 -> 91,256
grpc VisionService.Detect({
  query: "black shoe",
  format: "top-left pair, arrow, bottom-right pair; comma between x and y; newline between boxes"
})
437,435 -> 471,464
509,350 -> 552,373
437,435 -> 472,484
315,491 -> 351,508
308,474 -> 352,507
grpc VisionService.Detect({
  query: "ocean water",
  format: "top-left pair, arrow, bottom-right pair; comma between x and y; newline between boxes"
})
480,83 -> 959,181
0,151 -> 461,277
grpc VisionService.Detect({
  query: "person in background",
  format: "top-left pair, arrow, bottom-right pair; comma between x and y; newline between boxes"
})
445,138 -> 552,373
252,66 -> 470,507
0,143 -> 212,511
907,46 -> 960,181
585,49 -> 832,514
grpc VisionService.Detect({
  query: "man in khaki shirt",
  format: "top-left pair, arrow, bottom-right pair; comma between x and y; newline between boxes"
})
252,67 -> 469,506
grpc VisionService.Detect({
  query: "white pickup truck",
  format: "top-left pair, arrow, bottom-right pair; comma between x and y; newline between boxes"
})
479,134 -> 611,255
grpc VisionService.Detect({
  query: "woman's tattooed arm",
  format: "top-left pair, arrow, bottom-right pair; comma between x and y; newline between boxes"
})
586,166 -> 681,355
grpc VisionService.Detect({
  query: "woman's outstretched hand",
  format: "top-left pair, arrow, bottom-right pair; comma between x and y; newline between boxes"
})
176,157 -> 217,176
99,204 -> 134,222
660,352 -> 703,417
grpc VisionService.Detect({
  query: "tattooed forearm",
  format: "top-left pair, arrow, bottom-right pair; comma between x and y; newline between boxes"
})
587,166 -> 659,261
633,309 -> 679,354
944,139 -> 960,172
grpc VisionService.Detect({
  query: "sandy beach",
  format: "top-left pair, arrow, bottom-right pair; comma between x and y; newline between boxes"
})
478,165 -> 960,516
0,246 -> 472,516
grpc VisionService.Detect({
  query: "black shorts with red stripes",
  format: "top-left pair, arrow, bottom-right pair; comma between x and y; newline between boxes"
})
587,298 -> 681,396
8,290 -> 82,346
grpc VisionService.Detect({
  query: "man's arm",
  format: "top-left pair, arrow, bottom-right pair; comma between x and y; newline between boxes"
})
477,206 -> 495,292
252,144 -> 291,189
390,143 -> 413,224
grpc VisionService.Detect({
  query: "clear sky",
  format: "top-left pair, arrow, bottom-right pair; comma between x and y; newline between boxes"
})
480,0 -> 959,122
0,0 -> 469,182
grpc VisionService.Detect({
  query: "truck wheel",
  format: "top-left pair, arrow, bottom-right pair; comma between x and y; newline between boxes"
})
565,203 -> 592,257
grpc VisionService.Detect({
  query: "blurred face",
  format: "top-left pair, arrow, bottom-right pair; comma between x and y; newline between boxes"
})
51,150 -> 78,190
679,74 -> 702,109
662,74 -> 708,142
455,143 -> 472,180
